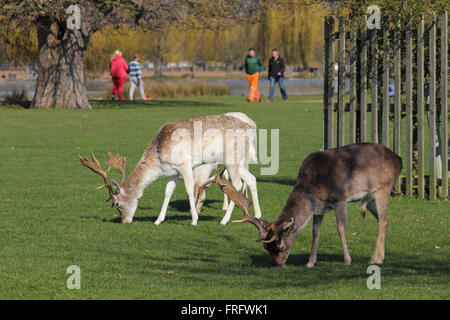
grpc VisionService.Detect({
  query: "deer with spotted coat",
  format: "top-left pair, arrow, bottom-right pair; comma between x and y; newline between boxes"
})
214,143 -> 402,267
79,112 -> 260,226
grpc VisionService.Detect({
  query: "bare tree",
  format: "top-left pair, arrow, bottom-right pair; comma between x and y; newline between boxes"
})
0,0 -> 271,109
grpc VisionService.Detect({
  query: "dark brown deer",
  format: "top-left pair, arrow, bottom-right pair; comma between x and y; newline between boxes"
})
216,143 -> 402,268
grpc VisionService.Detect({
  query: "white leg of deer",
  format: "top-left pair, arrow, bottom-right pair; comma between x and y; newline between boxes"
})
221,169 -> 230,211
238,166 -> 262,218
335,201 -> 351,265
179,165 -> 198,226
220,166 -> 242,225
306,214 -> 324,268
155,176 -> 179,225
242,182 -> 248,197
369,190 -> 389,265
222,193 -> 229,211
193,164 -> 214,213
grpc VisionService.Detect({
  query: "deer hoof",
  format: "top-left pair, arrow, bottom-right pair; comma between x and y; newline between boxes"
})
191,220 -> 198,226
154,219 -> 163,226
368,258 -> 383,265
306,262 -> 315,268
219,219 -> 229,225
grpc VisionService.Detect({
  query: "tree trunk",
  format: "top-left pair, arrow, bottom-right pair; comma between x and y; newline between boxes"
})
153,55 -> 163,78
33,16 -> 91,109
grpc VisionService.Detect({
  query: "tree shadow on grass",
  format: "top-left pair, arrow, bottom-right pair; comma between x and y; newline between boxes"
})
250,253 -> 345,268
106,199 -> 221,223
0,100 -> 32,109
257,176 -> 297,187
92,99 -> 227,109
108,212 -> 217,224
135,214 -> 216,223
172,251 -> 449,291
199,199 -> 223,210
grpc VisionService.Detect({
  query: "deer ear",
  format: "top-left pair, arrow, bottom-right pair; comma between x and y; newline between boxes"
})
281,217 -> 294,232
111,179 -> 121,194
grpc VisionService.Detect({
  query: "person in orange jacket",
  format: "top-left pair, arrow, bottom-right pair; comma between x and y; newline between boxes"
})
244,48 -> 263,102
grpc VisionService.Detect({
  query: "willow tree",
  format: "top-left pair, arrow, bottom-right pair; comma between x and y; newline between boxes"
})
0,16 -> 38,67
256,2 -> 327,69
0,0 -> 271,109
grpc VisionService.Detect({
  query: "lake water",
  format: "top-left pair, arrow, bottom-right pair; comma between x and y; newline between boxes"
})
0,78 -> 323,99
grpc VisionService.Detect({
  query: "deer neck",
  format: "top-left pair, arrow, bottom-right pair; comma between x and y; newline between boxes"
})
121,148 -> 163,199
278,190 -> 314,244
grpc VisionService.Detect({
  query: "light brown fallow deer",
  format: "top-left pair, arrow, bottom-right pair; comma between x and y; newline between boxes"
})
79,112 -> 261,226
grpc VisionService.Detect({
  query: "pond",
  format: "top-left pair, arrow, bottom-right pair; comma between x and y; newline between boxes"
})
0,78 -> 324,99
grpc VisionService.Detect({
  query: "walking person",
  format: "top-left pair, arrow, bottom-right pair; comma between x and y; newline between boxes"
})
128,53 -> 149,101
268,49 -> 288,102
110,50 -> 128,100
244,48 -> 263,102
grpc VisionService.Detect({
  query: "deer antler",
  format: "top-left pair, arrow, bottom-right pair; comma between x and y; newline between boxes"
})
79,152 -> 116,202
107,152 -> 126,183
209,167 -> 268,241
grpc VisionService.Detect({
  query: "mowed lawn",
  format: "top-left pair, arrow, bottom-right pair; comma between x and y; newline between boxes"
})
0,96 -> 448,299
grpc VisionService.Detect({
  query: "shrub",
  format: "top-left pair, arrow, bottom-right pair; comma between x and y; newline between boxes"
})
104,80 -> 229,99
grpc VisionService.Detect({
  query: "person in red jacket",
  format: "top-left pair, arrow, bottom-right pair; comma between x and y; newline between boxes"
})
110,50 -> 128,100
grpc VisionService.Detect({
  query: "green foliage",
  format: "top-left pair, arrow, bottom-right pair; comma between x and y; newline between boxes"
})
0,96 -> 448,299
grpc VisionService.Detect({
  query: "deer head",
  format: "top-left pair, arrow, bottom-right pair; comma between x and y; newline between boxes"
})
210,168 -> 295,267
79,152 -> 136,224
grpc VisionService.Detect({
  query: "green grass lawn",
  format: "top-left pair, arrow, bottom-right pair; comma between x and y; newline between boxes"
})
0,96 -> 448,299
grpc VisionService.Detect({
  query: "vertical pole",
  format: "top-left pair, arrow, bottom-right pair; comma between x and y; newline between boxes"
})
382,19 -> 389,147
371,28 -> 378,143
349,18 -> 357,144
405,16 -> 413,197
429,12 -> 437,200
417,14 -> 425,199
338,17 -> 346,147
360,15 -> 367,142
394,21 -> 402,193
440,11 -> 448,199
323,17 -> 335,150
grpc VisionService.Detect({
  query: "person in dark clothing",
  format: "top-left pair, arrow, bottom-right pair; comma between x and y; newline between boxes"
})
268,49 -> 288,102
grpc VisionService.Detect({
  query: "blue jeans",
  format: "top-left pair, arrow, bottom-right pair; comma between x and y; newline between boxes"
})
269,76 -> 288,101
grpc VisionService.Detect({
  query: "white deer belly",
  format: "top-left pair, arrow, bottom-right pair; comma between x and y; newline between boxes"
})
346,192 -> 371,203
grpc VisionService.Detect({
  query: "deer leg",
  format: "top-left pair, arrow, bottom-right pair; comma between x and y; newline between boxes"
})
220,166 -> 242,225
221,169 -> 230,211
238,166 -> 262,219
222,192 -> 229,211
155,176 -> 179,225
335,201 -> 351,265
193,164 -> 214,213
242,182 -> 248,197
369,191 -> 389,265
306,214 -> 324,268
179,165 -> 198,226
